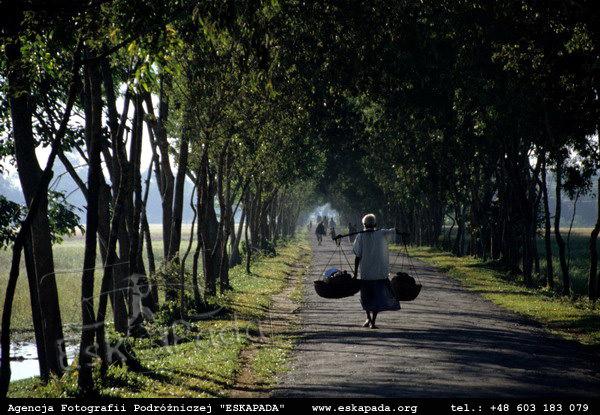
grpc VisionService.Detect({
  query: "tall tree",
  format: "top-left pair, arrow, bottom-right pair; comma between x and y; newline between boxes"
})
77,55 -> 103,394
2,4 -> 68,381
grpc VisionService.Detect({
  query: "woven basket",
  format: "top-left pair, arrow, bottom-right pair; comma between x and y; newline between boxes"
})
390,272 -> 422,301
314,271 -> 361,299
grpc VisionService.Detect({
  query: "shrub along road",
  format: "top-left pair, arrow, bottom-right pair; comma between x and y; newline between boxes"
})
273,234 -> 600,397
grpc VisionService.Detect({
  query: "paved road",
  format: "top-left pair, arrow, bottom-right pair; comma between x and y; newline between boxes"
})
273,233 -> 600,397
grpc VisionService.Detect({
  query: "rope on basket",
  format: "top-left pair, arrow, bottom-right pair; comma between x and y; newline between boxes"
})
390,234 -> 422,285
320,238 -> 354,278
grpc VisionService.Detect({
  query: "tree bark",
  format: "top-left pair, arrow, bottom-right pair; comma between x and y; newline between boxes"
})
140,153 -> 157,310
554,156 -> 570,295
97,183 -> 129,333
541,157 -> 554,289
167,111 -> 191,261
96,67 -> 134,372
180,185 -> 198,314
198,151 -> 220,297
216,145 -> 232,292
0,43 -> 79,398
126,94 -> 150,337
100,60 -> 132,330
589,177 -> 600,301
453,205 -> 465,257
192,173 -> 203,308
78,57 -> 103,393
3,12 -> 67,382
144,82 -> 174,259
245,214 -> 251,274
229,207 -> 246,267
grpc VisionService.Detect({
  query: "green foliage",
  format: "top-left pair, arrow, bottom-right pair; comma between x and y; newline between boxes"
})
152,292 -> 206,327
0,195 -> 23,249
0,192 -> 82,249
47,191 -> 83,244
151,258 -> 180,296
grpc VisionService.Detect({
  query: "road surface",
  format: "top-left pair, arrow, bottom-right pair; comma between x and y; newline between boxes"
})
273,233 -> 600,397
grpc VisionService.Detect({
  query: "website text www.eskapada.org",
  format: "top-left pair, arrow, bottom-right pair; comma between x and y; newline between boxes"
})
311,404 -> 418,414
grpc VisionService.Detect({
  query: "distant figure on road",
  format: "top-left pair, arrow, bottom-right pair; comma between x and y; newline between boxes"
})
315,221 -> 326,245
353,213 -> 400,329
329,226 -> 336,241
348,222 -> 357,242
307,220 -> 313,231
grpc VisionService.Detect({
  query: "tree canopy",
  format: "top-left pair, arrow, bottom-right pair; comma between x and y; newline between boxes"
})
1,0 -> 599,396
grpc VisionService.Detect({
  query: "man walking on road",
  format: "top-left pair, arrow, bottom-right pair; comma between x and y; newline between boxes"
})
353,213 -> 400,328
315,220 -> 326,245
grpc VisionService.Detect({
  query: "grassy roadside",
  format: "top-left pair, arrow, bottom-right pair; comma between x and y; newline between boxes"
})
405,246 -> 600,347
244,255 -> 310,391
8,232 -> 311,398
228,237 -> 311,396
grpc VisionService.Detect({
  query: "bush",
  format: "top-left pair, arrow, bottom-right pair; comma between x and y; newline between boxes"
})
153,293 -> 197,326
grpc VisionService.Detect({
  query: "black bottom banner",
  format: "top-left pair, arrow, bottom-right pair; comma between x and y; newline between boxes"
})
2,399 -> 598,415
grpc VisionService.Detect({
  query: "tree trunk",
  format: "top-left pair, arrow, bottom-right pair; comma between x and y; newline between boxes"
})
96,170 -> 128,376
78,57 -> 103,393
197,150 -> 220,296
201,190 -> 220,297
140,154 -> 156,278
97,183 -> 129,333
192,175 -> 203,309
167,112 -> 191,261
4,12 -> 67,381
523,154 -> 542,286
180,184 -> 198,315
1,45 -> 79,397
142,83 -> 174,260
245,215 -> 252,274
589,177 -> 600,301
96,67 -> 134,372
125,95 -> 149,336
453,205 -> 465,257
229,208 -> 246,267
142,215 -> 158,308
100,60 -> 132,330
541,157 -> 554,289
522,227 -> 533,285
554,156 -> 570,295
216,146 -> 232,292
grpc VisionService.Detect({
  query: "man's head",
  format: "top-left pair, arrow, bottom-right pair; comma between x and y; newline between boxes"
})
362,213 -> 376,229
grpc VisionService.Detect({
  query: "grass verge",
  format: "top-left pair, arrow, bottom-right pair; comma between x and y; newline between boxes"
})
405,246 -> 600,347
229,238 -> 311,396
8,232 -> 310,398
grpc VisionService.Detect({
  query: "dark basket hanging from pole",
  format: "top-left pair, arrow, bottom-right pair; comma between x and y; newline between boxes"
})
390,272 -> 422,301
314,271 -> 361,299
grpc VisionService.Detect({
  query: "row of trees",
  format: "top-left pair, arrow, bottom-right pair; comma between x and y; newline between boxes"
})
287,1 -> 600,299
0,0 -> 320,396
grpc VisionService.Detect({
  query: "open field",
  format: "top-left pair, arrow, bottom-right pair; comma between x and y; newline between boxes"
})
442,226 -> 594,296
537,228 -> 593,295
0,225 -> 200,337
